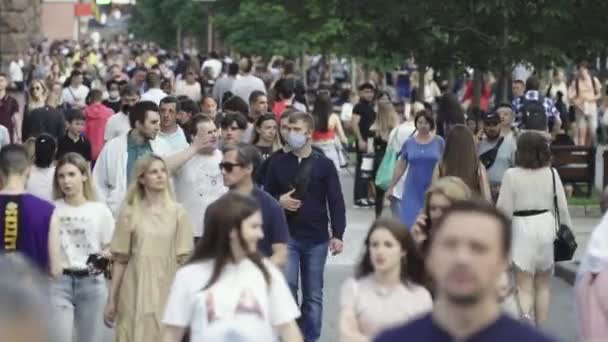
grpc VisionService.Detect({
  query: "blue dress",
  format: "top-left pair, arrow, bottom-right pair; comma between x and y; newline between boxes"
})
399,136 -> 445,228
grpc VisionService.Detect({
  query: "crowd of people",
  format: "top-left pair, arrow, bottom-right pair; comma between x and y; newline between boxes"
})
0,36 -> 607,342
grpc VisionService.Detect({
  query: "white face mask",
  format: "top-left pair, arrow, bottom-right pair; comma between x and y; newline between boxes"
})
109,90 -> 120,99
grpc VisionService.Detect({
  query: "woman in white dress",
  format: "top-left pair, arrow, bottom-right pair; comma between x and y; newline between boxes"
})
496,131 -> 572,325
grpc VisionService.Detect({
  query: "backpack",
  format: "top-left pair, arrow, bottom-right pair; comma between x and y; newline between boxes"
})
519,96 -> 547,131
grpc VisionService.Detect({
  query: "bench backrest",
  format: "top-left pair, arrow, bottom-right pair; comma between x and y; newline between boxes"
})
550,146 -> 595,183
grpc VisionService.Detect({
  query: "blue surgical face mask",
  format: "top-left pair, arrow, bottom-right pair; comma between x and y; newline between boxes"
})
287,132 -> 307,150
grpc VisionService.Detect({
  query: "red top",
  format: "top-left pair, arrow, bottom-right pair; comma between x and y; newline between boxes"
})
312,129 -> 335,141
84,103 -> 114,160
272,101 -> 288,120
462,80 -> 492,112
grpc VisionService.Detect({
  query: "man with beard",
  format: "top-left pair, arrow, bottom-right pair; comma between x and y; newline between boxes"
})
93,101 -> 205,217
375,200 -> 556,342
478,112 -> 516,202
104,85 -> 139,142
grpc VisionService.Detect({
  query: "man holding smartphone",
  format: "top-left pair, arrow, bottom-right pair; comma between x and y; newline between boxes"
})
264,111 -> 346,342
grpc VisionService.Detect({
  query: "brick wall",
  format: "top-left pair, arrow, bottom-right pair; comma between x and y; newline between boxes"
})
0,0 -> 42,70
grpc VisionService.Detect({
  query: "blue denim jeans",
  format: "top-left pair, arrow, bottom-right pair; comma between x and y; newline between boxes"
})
286,239 -> 329,342
48,274 -> 108,342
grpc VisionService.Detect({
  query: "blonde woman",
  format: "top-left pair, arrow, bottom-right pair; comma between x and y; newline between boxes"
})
103,154 -> 194,342
371,99 -> 399,217
411,176 -> 472,254
27,79 -> 48,112
47,152 -> 115,342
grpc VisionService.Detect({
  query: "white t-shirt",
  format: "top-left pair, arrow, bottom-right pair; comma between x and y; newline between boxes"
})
9,61 -> 23,83
175,80 -> 202,102
231,74 -> 266,104
26,166 -> 56,202
104,112 -> 131,142
174,150 -> 227,237
0,124 -> 10,146
62,85 -> 90,108
53,200 -> 115,270
141,88 -> 168,105
162,259 -> 300,341
158,126 -> 190,154
201,58 -> 223,80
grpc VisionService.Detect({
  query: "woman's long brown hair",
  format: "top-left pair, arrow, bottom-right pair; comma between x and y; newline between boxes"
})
439,124 -> 481,194
356,218 -> 426,286
190,192 -> 270,290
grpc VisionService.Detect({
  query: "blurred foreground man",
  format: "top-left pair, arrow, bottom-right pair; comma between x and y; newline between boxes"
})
0,254 -> 50,342
375,200 -> 556,341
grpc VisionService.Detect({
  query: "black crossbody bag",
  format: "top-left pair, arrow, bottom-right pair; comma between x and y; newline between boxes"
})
551,168 -> 577,262
479,137 -> 504,169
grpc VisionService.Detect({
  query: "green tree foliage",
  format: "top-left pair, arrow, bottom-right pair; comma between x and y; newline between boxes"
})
130,0 -> 208,48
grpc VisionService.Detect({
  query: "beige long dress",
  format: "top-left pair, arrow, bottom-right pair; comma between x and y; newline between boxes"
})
111,203 -> 193,342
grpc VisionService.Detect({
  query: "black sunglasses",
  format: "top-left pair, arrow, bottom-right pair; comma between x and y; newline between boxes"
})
219,162 -> 243,173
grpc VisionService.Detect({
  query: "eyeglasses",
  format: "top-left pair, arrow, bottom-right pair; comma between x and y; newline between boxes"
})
219,162 -> 243,173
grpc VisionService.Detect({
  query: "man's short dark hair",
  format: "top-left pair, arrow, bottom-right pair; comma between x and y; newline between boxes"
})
432,199 -> 512,257
130,101 -> 159,128
179,98 -> 200,115
146,72 -> 161,88
221,112 -> 248,130
0,144 -> 30,176
188,114 -> 214,137
86,89 -> 103,104
64,108 -> 85,123
358,82 -> 375,91
223,96 -> 249,115
120,84 -> 139,98
525,76 -> 540,92
275,79 -> 295,100
222,143 -> 262,176
106,79 -> 120,91
0,72 -> 8,80
227,63 -> 239,76
209,51 -> 219,59
70,70 -> 82,79
159,96 -> 180,112
249,90 -> 266,105
239,57 -> 253,74
288,111 -> 315,131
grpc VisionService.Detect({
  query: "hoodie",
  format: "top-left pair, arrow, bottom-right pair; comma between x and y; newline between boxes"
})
85,102 -> 114,160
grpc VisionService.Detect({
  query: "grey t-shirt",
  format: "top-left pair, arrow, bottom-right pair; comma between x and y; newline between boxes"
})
478,133 -> 517,185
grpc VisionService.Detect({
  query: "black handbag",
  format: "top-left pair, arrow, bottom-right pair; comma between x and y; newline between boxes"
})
551,168 -> 578,262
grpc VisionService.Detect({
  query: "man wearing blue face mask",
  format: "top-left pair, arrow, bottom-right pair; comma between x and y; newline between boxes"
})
264,111 -> 346,342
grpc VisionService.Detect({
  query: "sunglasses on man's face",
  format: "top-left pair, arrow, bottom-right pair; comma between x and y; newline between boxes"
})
219,162 -> 243,173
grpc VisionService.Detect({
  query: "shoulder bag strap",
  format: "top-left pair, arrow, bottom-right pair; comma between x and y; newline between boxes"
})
551,168 -> 561,231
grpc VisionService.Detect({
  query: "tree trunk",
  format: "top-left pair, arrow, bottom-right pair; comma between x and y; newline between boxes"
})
417,65 -> 426,103
176,24 -> 182,52
498,6 -> 510,103
351,57 -> 357,91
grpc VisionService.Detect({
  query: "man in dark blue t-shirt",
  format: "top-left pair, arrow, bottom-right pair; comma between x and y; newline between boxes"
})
375,200 -> 557,342
221,143 -> 289,268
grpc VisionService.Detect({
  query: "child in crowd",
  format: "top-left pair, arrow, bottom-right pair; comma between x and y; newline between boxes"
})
56,109 -> 92,161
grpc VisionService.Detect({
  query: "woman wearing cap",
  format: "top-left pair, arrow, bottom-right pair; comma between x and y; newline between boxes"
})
26,134 -> 57,202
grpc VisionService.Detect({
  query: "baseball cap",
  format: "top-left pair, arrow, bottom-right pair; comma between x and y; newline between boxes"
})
482,112 -> 501,125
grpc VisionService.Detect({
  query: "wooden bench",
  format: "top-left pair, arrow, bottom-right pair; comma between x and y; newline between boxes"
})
550,146 -> 595,197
